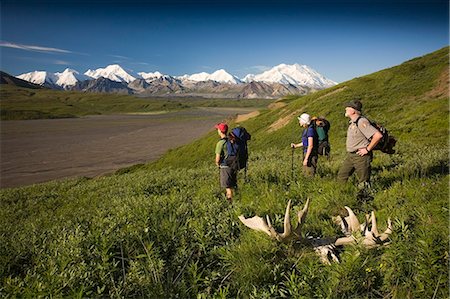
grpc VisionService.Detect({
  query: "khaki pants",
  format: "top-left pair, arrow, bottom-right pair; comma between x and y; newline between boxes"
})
337,152 -> 372,183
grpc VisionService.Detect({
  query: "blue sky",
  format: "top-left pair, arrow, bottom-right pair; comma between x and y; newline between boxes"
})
1,0 -> 448,83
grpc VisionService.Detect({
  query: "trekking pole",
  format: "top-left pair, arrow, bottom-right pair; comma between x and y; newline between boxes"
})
244,165 -> 248,183
244,148 -> 249,183
291,146 -> 295,181
218,165 -> 221,190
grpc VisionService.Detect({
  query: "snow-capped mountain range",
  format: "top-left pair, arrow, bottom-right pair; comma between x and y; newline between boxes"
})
17,68 -> 89,88
14,63 -> 337,98
17,63 -> 336,88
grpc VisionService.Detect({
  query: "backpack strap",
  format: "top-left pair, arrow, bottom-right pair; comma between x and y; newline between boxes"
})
354,116 -> 367,134
354,115 -> 378,142
226,139 -> 239,156
219,138 -> 228,165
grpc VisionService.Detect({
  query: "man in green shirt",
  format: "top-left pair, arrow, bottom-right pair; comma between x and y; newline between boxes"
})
215,123 -> 237,202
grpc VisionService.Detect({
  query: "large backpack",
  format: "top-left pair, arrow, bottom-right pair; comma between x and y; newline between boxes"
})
228,126 -> 251,170
312,117 -> 331,156
356,116 -> 396,154
223,139 -> 240,170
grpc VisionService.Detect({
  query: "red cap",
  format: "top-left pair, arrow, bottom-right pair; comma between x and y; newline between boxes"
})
215,123 -> 228,133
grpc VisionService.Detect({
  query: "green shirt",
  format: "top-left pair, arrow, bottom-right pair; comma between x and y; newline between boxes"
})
215,139 -> 228,163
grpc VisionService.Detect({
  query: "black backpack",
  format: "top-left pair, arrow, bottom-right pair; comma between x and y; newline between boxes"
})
312,117 -> 331,156
356,117 -> 396,154
227,126 -> 251,170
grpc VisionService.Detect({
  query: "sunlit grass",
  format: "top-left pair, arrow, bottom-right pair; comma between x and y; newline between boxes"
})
0,47 -> 448,297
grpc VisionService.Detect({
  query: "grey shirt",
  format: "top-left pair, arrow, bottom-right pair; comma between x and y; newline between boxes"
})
346,117 -> 379,152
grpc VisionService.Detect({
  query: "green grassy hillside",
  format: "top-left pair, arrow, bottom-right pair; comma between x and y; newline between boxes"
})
1,47 -> 448,298
150,47 -> 448,170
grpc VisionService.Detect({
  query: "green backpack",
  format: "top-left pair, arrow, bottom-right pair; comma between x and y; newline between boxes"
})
312,117 -> 331,156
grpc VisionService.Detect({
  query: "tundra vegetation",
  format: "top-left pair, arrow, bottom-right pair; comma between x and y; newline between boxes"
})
1,47 -> 448,298
0,86 -> 273,121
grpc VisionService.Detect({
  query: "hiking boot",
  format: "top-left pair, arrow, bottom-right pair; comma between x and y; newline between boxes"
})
357,182 -> 374,202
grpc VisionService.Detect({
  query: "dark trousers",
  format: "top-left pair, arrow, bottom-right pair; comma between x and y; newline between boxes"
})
219,166 -> 237,188
303,154 -> 318,177
337,152 -> 373,183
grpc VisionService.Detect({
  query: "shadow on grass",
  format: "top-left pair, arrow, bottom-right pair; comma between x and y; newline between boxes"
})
375,159 -> 449,190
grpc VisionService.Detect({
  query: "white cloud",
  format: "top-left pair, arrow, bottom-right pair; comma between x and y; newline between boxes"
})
132,62 -> 150,66
13,55 -> 71,66
0,41 -> 73,54
53,60 -> 71,65
249,65 -> 271,72
109,54 -> 130,60
109,54 -> 151,67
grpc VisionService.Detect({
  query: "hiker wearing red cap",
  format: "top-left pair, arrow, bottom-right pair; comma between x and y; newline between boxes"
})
214,122 -> 237,202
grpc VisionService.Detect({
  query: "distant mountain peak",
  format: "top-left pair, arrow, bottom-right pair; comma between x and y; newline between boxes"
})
1,71 -> 44,89
138,71 -> 165,81
59,68 -> 77,74
247,63 -> 337,88
16,71 -> 57,86
185,69 -> 242,84
84,64 -> 136,83
55,68 -> 89,87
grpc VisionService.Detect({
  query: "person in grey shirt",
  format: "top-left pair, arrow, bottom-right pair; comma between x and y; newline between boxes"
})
337,100 -> 382,187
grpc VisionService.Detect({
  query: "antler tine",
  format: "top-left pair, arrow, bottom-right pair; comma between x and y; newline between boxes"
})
378,218 -> 393,242
266,215 -> 279,239
371,211 -> 379,236
294,198 -> 310,236
363,214 -> 393,247
298,198 -> 310,224
279,200 -> 292,240
266,215 -> 272,228
344,206 -> 361,233
363,214 -> 372,238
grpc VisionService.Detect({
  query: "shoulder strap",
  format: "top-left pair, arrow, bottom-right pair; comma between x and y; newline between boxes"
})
355,116 -> 370,132
309,123 -> 318,137
355,116 -> 363,126
220,137 -> 228,153
353,116 -> 366,138
226,139 -> 239,156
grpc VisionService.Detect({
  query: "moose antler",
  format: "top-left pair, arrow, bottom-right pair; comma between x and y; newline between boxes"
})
238,201 -> 393,264
239,199 -> 342,264
333,206 -> 362,236
334,207 -> 392,248
238,199 -> 310,242
363,211 -> 393,247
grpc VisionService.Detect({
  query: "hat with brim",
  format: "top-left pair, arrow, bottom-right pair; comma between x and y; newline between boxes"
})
345,99 -> 362,112
297,113 -> 311,125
